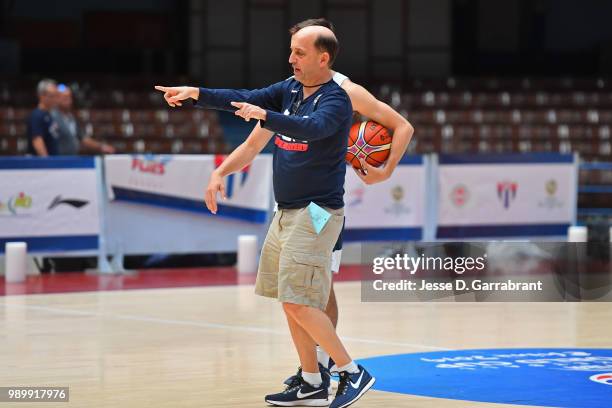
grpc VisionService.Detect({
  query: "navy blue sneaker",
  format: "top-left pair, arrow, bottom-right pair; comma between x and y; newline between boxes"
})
329,365 -> 375,408
265,376 -> 329,407
283,367 -> 302,387
283,364 -> 332,395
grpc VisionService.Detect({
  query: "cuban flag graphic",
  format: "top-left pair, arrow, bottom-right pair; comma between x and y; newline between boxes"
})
497,181 -> 518,209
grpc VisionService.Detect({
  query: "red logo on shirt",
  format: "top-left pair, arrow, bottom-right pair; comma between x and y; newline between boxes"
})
275,135 -> 308,151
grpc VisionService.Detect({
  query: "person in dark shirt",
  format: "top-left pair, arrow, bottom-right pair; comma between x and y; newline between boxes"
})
234,18 -> 414,392
27,79 -> 59,156
155,23 -> 375,408
51,85 -> 115,155
241,21 -> 414,387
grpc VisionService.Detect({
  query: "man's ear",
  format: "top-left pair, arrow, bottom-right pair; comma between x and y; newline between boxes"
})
320,52 -> 330,67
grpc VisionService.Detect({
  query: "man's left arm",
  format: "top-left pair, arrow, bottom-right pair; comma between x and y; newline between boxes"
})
232,92 -> 352,142
346,82 -> 414,184
262,92 -> 352,141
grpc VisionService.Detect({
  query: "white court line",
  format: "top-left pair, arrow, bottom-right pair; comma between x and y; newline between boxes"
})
341,336 -> 449,350
10,303 -> 450,351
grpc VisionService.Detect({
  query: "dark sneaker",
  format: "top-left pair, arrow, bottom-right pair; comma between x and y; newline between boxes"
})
329,365 -> 375,408
265,377 -> 329,407
283,364 -> 332,395
283,367 -> 302,387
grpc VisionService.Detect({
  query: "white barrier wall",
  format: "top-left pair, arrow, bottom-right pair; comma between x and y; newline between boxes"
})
343,156 -> 427,241
105,154 -> 273,223
103,154 -> 274,255
436,153 -> 578,239
0,153 -> 579,260
0,157 -> 100,254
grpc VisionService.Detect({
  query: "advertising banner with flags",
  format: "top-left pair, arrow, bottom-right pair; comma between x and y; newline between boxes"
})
104,154 -> 273,223
436,153 -> 577,238
0,157 -> 100,253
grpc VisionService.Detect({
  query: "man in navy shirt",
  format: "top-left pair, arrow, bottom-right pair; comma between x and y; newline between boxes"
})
241,19 -> 414,389
27,79 -> 60,156
155,24 -> 375,408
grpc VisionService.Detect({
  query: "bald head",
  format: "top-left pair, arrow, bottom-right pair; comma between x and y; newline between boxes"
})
57,85 -> 73,112
295,25 -> 336,42
289,18 -> 339,67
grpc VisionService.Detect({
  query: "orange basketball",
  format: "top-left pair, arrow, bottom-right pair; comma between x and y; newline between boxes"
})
346,120 -> 393,169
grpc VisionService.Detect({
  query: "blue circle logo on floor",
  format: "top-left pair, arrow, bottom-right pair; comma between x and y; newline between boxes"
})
358,348 -> 612,408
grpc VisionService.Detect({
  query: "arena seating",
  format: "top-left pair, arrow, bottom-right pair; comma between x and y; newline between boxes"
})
373,77 -> 612,162
1,77 -> 611,161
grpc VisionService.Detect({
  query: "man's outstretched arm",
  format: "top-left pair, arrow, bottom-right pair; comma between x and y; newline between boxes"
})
154,83 -> 284,113
204,122 -> 274,214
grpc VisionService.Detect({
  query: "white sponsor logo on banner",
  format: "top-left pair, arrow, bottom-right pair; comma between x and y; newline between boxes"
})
0,169 -> 100,239
344,163 -> 425,229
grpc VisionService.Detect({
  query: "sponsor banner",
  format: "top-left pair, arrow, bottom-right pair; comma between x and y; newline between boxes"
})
0,157 -> 99,253
343,156 -> 426,241
104,154 -> 273,223
438,153 -> 576,238
359,348 -> 612,408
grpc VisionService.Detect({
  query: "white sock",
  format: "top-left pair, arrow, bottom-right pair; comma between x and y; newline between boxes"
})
336,361 -> 359,374
316,346 -> 330,367
302,371 -> 322,387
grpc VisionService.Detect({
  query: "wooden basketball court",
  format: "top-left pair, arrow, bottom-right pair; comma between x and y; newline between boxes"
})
1,271 -> 610,407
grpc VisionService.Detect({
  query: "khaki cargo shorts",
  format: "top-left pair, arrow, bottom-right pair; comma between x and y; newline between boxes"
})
255,205 -> 344,310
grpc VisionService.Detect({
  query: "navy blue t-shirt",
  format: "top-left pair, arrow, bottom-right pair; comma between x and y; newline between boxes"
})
27,108 -> 59,156
194,78 -> 352,209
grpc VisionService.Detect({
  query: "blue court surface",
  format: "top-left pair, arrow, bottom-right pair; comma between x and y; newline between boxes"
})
358,348 -> 612,407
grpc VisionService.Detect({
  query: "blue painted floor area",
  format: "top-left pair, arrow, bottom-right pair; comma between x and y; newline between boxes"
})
357,348 -> 612,408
